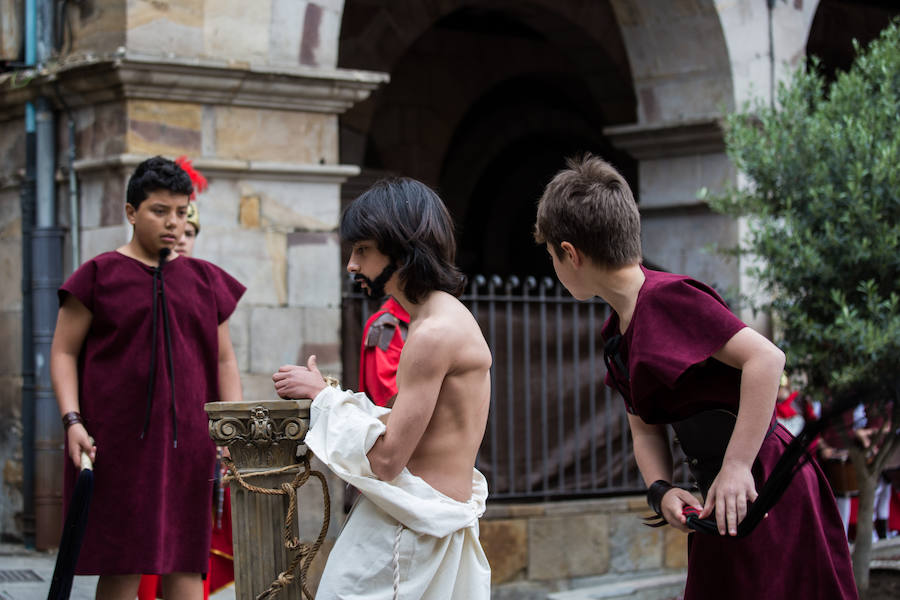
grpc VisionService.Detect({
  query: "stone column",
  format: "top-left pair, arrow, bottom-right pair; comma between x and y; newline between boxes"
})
206,399 -> 313,600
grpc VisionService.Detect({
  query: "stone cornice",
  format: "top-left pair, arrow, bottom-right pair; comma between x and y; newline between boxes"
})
603,118 -> 725,160
73,153 -> 360,183
0,51 -> 389,120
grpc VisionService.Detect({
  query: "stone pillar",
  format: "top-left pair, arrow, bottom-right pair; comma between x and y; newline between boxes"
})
206,399 -> 312,600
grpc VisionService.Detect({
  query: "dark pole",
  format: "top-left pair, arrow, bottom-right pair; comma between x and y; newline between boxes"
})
32,0 -> 65,550
21,99 -> 37,550
20,0 -> 37,551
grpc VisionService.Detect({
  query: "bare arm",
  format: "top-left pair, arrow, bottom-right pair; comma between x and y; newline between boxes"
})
700,326 -> 785,534
217,320 -> 242,403
367,328 -> 447,481
50,295 -> 96,467
628,413 -> 699,532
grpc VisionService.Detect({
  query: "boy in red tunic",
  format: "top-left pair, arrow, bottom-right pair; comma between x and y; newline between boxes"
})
50,156 -> 245,600
534,154 -> 857,599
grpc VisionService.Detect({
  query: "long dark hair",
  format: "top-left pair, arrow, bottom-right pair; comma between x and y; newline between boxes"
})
340,177 -> 466,303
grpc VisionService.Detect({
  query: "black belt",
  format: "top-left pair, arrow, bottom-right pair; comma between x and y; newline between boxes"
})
671,408 -> 777,498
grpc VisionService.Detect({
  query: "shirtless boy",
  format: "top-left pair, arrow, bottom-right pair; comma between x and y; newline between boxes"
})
272,177 -> 492,599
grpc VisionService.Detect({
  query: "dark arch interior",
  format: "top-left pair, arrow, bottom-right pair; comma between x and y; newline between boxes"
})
442,77 -> 636,276
807,0 -> 900,83
339,2 -> 637,278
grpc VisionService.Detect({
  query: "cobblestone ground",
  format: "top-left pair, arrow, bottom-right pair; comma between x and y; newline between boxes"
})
868,537 -> 900,600
869,569 -> 900,599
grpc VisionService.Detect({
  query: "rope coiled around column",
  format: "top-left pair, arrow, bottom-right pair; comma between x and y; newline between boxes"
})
223,453 -> 331,600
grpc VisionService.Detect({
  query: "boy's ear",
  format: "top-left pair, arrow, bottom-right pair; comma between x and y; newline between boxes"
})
559,241 -> 582,267
125,203 -> 136,225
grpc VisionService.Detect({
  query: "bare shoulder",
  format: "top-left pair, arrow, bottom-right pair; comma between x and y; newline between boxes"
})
406,293 -> 490,370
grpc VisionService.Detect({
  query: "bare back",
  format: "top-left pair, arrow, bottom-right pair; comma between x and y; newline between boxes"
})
390,291 -> 491,501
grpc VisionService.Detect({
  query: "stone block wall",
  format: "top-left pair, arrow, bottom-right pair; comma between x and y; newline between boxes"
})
0,183 -> 24,539
0,116 -> 25,538
68,0 -> 343,69
479,497 -> 688,599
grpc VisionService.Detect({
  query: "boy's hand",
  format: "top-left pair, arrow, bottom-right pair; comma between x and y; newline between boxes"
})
272,355 -> 327,399
700,461 -> 757,536
66,423 -> 96,469
660,487 -> 702,533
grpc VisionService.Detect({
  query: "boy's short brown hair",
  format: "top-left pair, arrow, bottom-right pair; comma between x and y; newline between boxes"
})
534,154 -> 642,267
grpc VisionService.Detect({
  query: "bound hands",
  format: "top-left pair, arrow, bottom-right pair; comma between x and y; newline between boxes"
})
66,423 -> 96,469
699,460 -> 757,536
272,355 -> 327,400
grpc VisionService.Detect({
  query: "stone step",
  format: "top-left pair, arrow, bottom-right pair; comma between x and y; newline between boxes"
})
547,571 -> 686,600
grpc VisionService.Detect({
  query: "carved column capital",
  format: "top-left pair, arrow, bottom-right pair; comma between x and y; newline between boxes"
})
206,400 -> 311,469
205,399 -> 313,600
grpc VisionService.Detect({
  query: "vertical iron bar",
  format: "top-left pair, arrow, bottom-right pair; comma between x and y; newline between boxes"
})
605,305 -> 613,489
523,277 -> 534,493
488,276 -> 499,494
555,282 -> 565,492
539,279 -> 549,494
469,276 -> 483,471
572,300 -> 580,491
505,276 -> 517,494
588,300 -> 596,490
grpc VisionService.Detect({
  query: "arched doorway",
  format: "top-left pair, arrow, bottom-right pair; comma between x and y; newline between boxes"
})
338,1 -> 636,275
807,0 -> 900,83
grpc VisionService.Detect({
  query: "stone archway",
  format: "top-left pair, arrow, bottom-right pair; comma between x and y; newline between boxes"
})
337,0 -> 740,282
337,0 -> 639,274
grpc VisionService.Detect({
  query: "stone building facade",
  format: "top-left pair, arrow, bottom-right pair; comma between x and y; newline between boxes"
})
0,0 -> 894,595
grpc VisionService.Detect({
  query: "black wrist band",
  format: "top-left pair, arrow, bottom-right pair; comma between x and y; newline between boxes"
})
647,479 -> 674,515
62,411 -> 83,430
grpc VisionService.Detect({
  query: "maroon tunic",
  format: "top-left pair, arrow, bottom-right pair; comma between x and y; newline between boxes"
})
60,251 -> 245,575
602,266 -> 857,600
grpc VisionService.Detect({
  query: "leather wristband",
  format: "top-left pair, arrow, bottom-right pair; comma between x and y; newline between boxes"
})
61,411 -> 84,430
647,479 -> 674,515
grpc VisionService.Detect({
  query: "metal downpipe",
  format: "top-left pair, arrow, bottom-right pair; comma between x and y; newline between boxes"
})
32,0 -> 65,550
20,0 -> 37,551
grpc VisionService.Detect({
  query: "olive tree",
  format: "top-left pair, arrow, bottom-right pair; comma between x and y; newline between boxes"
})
707,21 -> 900,595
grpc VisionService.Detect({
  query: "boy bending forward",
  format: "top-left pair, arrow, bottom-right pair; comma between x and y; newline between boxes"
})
534,155 -> 856,600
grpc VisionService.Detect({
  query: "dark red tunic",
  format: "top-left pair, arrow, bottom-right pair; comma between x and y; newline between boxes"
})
60,251 -> 245,575
602,266 -> 857,600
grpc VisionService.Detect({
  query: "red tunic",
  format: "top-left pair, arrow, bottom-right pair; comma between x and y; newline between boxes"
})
602,266 -> 857,600
358,297 -> 409,407
60,251 -> 245,575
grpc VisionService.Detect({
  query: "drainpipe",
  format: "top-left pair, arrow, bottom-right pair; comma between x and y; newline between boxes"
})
20,0 -> 37,550
32,0 -> 65,551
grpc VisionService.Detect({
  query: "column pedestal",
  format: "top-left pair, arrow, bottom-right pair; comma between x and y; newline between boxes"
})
206,400 -> 312,600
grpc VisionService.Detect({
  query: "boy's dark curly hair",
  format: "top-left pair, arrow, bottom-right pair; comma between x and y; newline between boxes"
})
126,156 -> 194,209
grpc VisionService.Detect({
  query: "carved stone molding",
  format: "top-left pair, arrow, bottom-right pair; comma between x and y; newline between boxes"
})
603,118 -> 725,160
0,51 -> 389,120
73,153 -> 360,183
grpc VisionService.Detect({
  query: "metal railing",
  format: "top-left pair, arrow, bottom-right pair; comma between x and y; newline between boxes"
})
342,274 -> 664,501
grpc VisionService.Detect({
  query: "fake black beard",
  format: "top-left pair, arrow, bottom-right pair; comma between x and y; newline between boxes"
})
354,263 -> 397,299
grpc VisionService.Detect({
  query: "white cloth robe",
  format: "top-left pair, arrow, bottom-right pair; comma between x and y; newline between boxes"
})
305,385 -> 491,600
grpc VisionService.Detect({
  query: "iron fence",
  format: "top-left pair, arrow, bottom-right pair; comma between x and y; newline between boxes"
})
342,274 -> 687,501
